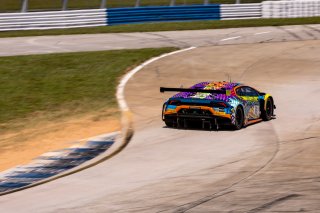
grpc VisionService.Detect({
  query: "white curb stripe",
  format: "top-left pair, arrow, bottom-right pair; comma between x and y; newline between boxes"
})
116,47 -> 196,112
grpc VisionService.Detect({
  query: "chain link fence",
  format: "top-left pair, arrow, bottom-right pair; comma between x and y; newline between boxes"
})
0,0 -> 265,13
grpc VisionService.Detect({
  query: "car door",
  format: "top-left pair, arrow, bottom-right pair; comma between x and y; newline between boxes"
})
237,86 -> 261,120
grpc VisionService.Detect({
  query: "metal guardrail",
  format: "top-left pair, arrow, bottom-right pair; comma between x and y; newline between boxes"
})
108,5 -> 220,25
17,0 -> 244,12
262,0 -> 320,18
220,3 -> 261,20
0,9 -> 106,31
0,1 -> 319,32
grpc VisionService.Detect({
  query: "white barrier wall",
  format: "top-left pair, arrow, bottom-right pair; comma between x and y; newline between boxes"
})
0,9 -> 107,31
221,3 -> 262,20
262,0 -> 320,18
0,2 -> 319,32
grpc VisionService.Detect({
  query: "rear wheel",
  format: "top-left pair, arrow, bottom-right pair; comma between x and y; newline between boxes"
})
164,119 -> 174,128
233,106 -> 244,130
262,98 -> 274,121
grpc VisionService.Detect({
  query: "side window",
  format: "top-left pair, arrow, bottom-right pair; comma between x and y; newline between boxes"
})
244,87 -> 259,97
236,87 -> 245,96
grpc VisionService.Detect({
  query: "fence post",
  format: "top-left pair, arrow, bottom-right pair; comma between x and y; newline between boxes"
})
204,0 -> 209,5
100,0 -> 107,8
236,0 -> 241,4
21,0 -> 28,12
170,0 -> 176,6
62,0 -> 68,10
135,0 -> 141,7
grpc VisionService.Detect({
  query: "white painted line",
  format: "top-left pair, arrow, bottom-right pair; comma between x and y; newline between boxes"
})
254,31 -> 270,35
116,47 -> 196,112
220,36 -> 241,42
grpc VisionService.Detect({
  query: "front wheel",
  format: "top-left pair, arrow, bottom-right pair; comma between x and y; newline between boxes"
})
262,98 -> 274,121
233,106 -> 244,130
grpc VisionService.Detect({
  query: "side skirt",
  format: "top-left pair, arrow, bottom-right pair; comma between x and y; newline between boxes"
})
245,118 -> 263,126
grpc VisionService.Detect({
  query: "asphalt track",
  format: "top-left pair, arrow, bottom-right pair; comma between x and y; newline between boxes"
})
0,26 -> 320,212
0,24 -> 320,56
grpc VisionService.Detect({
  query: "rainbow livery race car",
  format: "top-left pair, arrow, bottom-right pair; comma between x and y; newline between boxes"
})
160,81 -> 275,130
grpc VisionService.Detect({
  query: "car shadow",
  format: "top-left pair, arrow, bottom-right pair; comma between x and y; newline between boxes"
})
162,123 -> 236,131
162,117 -> 276,131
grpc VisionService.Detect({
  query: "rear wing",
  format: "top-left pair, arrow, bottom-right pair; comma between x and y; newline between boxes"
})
160,87 -> 226,94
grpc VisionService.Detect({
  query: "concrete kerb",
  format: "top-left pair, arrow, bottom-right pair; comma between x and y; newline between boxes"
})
0,46 -> 196,196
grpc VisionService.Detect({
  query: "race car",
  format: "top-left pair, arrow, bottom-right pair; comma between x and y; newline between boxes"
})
160,81 -> 275,130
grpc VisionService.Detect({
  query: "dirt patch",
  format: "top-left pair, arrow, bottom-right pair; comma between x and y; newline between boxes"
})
0,110 -> 120,172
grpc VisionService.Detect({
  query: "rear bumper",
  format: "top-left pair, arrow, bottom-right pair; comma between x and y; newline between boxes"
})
164,114 -> 231,125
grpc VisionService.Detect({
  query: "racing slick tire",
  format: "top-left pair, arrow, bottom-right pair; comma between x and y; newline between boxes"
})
164,119 -> 174,128
262,97 -> 274,121
233,106 -> 244,130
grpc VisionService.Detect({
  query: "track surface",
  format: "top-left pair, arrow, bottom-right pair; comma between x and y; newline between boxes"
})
0,24 -> 320,56
0,28 -> 320,212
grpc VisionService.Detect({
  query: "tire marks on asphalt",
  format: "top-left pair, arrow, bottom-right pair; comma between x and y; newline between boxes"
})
171,191 -> 234,213
247,194 -> 301,213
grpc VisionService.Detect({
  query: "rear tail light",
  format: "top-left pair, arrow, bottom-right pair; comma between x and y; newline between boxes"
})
168,100 -> 180,105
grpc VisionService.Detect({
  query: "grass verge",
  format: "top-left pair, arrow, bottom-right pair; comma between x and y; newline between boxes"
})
0,47 -> 177,132
1,17 -> 320,38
